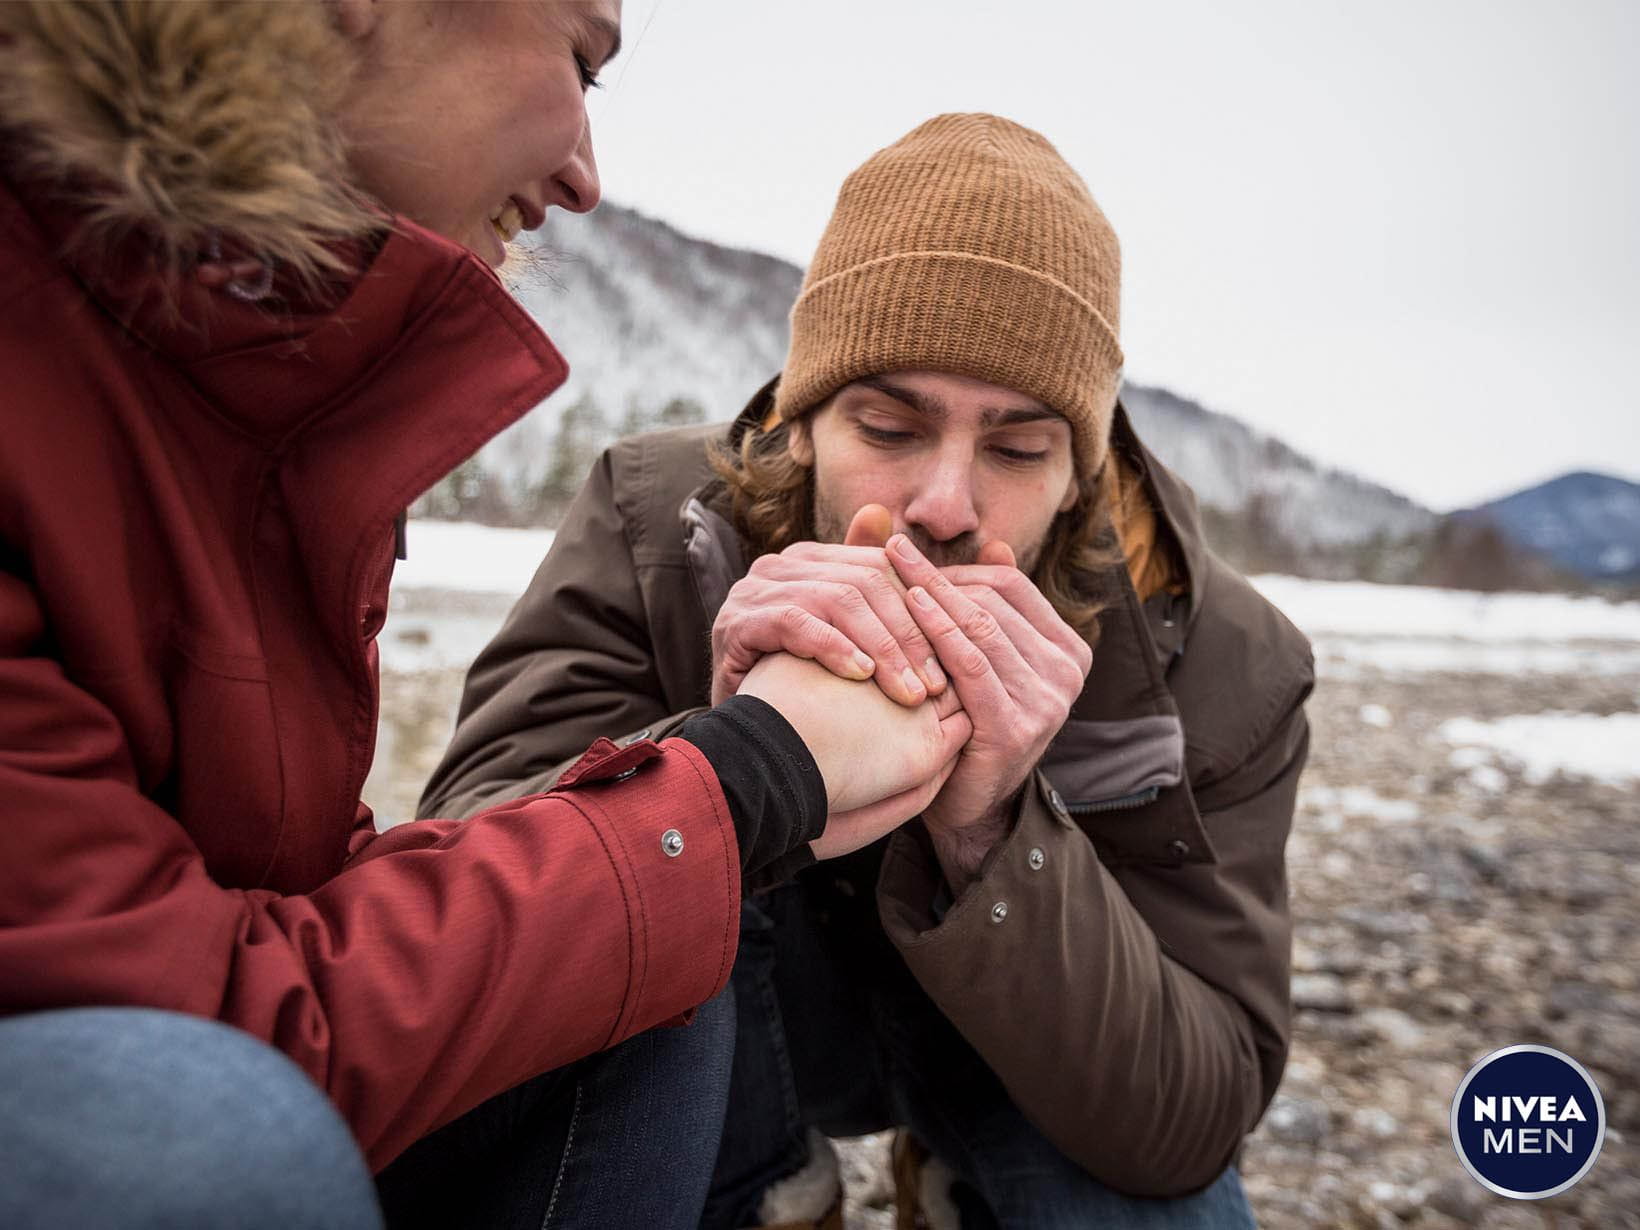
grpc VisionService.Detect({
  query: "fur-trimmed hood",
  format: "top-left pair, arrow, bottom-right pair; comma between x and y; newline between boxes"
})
0,0 -> 379,279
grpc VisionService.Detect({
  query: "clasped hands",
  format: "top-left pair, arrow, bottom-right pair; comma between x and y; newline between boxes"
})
721,506 -> 1092,883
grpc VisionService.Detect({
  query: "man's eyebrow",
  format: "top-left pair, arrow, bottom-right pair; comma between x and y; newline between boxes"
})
852,377 -> 1058,430
980,406 -> 1061,429
585,14 -> 622,66
854,376 -> 947,423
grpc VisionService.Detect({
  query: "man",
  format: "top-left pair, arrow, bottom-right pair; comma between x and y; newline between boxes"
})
422,114 -> 1314,1228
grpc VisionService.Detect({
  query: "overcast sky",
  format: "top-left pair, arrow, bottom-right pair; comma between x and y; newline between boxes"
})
582,0 -> 1637,512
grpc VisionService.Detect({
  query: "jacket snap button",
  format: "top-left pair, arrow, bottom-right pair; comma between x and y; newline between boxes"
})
1167,838 -> 1191,859
1047,789 -> 1067,815
990,901 -> 1008,924
623,728 -> 652,746
1027,848 -> 1046,871
661,829 -> 684,858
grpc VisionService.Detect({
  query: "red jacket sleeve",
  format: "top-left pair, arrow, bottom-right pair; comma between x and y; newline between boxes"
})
0,569 -> 740,1172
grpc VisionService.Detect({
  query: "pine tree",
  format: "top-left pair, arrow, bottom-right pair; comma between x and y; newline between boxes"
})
536,394 -> 610,523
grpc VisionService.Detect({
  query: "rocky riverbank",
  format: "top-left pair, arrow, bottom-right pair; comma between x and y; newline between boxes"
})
369,590 -> 1639,1227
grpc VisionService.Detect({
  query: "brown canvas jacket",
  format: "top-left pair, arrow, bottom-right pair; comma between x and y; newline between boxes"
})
420,386 -> 1315,1197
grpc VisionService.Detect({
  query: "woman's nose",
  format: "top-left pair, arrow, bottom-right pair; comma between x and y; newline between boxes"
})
547,121 -> 601,215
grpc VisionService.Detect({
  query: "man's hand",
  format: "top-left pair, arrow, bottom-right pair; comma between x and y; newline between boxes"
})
885,534 -> 1093,888
710,506 -> 945,708
736,654 -> 972,860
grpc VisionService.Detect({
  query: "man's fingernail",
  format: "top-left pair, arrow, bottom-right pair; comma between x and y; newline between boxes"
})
891,534 -> 920,561
909,586 -> 934,608
853,650 -> 876,676
923,657 -> 946,689
901,666 -> 925,697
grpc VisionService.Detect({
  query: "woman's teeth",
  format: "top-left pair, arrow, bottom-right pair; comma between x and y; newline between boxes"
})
491,201 -> 524,243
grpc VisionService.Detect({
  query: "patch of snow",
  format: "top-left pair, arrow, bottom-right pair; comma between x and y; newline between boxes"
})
1251,576 -> 1640,643
1358,703 -> 1394,728
378,609 -> 514,674
1312,639 -> 1640,679
1438,713 -> 1640,787
393,521 -> 556,595
1301,786 -> 1421,824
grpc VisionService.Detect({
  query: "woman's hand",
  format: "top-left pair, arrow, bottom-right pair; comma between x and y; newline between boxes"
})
736,654 -> 971,859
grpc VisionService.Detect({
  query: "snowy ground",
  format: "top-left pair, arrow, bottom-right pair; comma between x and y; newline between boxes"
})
368,522 -> 1640,1228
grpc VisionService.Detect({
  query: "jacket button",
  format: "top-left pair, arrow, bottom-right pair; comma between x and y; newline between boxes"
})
990,901 -> 1009,925
1027,847 -> 1046,871
1047,789 -> 1067,816
1167,838 -> 1191,859
623,728 -> 653,746
661,829 -> 684,858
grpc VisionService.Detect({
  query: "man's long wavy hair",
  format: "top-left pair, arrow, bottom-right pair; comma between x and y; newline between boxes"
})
709,407 -> 1126,649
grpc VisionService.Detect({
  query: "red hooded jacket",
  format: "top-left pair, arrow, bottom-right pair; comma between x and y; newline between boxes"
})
0,165 -> 740,1171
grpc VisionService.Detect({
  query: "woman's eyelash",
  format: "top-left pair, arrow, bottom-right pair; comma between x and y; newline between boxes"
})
575,55 -> 603,90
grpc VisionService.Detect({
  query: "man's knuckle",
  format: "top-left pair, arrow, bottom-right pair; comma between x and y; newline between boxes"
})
871,632 -> 903,660
829,585 -> 871,617
961,608 -> 1001,642
777,605 -> 815,636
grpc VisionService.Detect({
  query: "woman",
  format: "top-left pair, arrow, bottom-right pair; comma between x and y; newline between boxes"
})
0,3 -> 967,1226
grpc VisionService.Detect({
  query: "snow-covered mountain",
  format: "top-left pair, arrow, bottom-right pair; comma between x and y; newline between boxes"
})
1457,472 -> 1640,581
1120,384 -> 1435,551
464,204 -> 800,506
423,202 -> 1470,579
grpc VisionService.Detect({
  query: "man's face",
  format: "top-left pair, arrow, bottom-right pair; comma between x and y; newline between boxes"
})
790,370 -> 1079,571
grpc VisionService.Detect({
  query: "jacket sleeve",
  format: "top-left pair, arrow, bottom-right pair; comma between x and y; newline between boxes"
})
878,697 -> 1309,1197
0,565 -> 740,1174
417,446 -> 701,822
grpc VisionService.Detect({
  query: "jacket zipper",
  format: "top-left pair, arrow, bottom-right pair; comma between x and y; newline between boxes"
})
1067,786 -> 1160,816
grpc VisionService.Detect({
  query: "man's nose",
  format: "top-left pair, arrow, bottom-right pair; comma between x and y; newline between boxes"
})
546,119 -> 601,215
903,452 -> 980,544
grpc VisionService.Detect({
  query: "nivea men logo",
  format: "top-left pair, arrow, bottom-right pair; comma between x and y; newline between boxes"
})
1451,1045 -> 1606,1200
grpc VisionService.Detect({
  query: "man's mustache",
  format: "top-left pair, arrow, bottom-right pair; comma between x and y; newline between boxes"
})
906,528 -> 980,567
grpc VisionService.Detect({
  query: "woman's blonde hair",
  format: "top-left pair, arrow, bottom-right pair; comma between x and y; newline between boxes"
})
709,410 -> 1125,647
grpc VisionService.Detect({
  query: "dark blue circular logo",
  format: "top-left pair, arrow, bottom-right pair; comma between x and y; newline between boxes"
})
1450,1045 -> 1606,1199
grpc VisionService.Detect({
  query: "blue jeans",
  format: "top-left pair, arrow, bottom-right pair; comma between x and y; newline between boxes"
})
0,995 -> 734,1230
0,1007 -> 380,1229
704,881 -> 1257,1230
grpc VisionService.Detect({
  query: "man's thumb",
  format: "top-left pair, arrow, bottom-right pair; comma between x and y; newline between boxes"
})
977,539 -> 1017,568
844,503 -> 894,548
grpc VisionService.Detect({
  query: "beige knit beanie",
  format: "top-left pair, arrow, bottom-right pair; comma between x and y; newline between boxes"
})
773,113 -> 1124,476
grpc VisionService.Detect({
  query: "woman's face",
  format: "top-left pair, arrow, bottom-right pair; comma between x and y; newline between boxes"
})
336,0 -> 621,266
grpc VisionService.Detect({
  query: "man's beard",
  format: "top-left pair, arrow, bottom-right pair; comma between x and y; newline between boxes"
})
811,487 -> 1042,571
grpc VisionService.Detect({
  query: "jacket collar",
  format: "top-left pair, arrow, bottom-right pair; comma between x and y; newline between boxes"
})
1107,400 -> 1209,638
3,166 -> 568,658
3,165 -> 554,445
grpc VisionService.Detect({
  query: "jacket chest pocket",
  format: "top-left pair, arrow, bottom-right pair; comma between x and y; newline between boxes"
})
1042,714 -> 1216,867
160,649 -> 286,887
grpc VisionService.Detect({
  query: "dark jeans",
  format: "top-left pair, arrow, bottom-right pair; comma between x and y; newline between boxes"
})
377,989 -> 735,1229
704,881 -> 1258,1230
0,995 -> 734,1230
